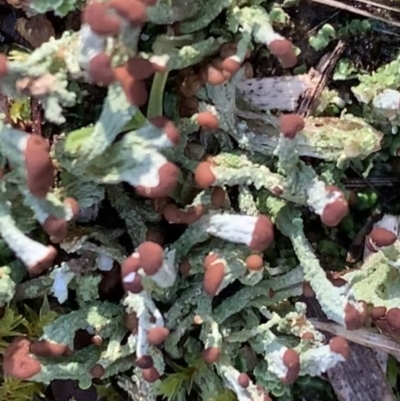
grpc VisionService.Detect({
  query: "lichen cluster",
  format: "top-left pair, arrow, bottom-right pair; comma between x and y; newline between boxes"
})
0,1 -> 399,400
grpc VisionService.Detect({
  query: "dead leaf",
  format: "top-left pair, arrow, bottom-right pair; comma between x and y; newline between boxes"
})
15,15 -> 55,48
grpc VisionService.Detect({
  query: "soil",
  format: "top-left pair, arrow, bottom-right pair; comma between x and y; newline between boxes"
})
253,2 -> 400,79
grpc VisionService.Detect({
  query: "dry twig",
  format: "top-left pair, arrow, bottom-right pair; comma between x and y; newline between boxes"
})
307,0 -> 400,28
297,40 -> 345,117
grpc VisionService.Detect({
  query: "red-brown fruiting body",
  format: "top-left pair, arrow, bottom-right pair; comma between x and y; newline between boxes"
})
135,354 -> 154,369
243,61 -> 254,79
193,315 -> 203,325
126,57 -> 155,80
301,332 -> 314,341
121,255 -> 143,293
90,363 -> 105,378
114,65 -> 148,106
142,367 -> 160,382
151,196 -> 171,214
135,162 -> 179,199
91,335 -> 103,346
329,336 -> 350,359
163,204 -> 183,224
203,253 -> 220,269
145,228 -> 164,245
43,197 -> 78,243
137,241 -> 163,275
344,301 -> 367,330
108,0 -> 147,26
89,53 -> 115,86
326,271 -> 347,287
180,75 -> 202,98
321,186 -> 349,227
186,206 -> 206,224
237,373 -> 250,388
331,277 -> 347,287
206,65 -> 226,86
249,215 -> 274,252
268,39 -> 297,68
65,197 -> 80,219
178,205 -> 205,225
245,254 -> 264,271
0,53 -> 9,79
124,312 -> 139,334
386,308 -> 400,332
203,260 -> 225,296
374,318 -> 398,336
210,186 -> 226,208
281,348 -> 300,384
219,43 -> 251,60
147,327 -> 170,346
121,254 -> 140,274
370,306 -> 387,320
302,281 -> 315,298
3,337 -> 42,380
82,2 -> 121,36
211,58 -> 232,80
366,227 -> 397,252
179,260 -> 191,277
202,346 -> 220,364
271,186 -> 283,196
30,340 -> 72,357
25,135 -> 54,198
149,117 -> 180,146
28,246 -> 58,277
42,216 -> 68,244
221,56 -> 241,74
279,114 -> 305,139
197,112 -> 219,130
194,161 -> 216,189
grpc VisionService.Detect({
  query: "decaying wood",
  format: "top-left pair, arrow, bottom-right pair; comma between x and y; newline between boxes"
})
237,74 -> 314,112
343,177 -> 400,189
237,41 -> 345,117
305,297 -> 397,401
297,40 -> 345,117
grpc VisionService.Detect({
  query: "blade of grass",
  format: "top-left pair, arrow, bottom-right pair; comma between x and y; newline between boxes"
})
147,71 -> 169,119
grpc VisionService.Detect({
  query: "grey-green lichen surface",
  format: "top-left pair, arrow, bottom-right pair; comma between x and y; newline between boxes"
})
0,0 -> 398,400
